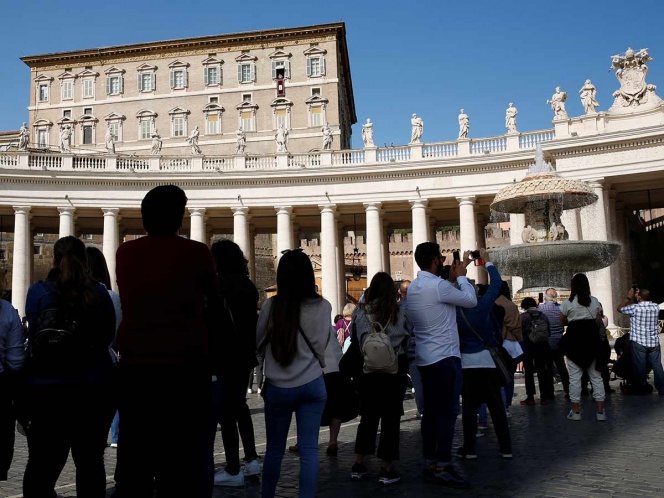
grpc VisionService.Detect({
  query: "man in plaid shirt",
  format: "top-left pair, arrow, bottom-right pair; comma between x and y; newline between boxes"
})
617,288 -> 664,394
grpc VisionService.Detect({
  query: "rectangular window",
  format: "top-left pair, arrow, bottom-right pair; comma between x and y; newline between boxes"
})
61,80 -> 72,100
83,79 -> 94,98
209,96 -> 219,104
38,84 -> 49,102
306,57 -> 326,77
241,111 -> 254,132
106,76 -> 122,95
139,73 -> 154,92
83,125 -> 93,145
37,129 -> 47,147
205,67 -> 219,86
170,69 -> 187,89
108,122 -> 119,142
271,60 -> 290,79
207,114 -> 218,135
242,93 -> 251,103
140,119 -> 153,140
172,116 -> 185,137
275,109 -> 287,130
63,109 -> 71,118
84,107 -> 92,115
311,106 -> 322,127
238,63 -> 255,83
312,87 -> 321,96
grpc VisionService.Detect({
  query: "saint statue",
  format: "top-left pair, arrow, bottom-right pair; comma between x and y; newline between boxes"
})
60,125 -> 72,152
321,123 -> 333,150
547,86 -> 569,120
410,113 -> 423,143
150,133 -> 162,155
505,103 -> 518,133
235,127 -> 246,154
458,109 -> 469,139
18,122 -> 29,151
105,128 -> 116,154
186,126 -> 202,154
275,124 -> 288,153
579,79 -> 600,114
361,118 -> 375,147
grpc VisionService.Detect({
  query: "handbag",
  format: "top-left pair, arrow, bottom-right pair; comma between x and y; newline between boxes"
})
459,309 -> 514,387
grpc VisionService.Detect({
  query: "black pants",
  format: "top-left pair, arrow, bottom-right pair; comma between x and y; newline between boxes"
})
219,368 -> 258,474
354,357 -> 408,462
112,364 -> 211,498
551,348 -> 570,394
461,368 -> 511,453
23,381 -> 114,498
523,346 -> 554,399
0,372 -> 17,480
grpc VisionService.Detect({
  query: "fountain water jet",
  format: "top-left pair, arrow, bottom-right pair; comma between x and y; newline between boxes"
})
488,145 -> 621,295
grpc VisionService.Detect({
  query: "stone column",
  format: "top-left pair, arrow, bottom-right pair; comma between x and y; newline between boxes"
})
410,199 -> 428,279
381,220 -> 391,277
581,181 -> 615,327
364,202 -> 383,283
337,222 -> 346,309
102,208 -> 120,291
189,208 -> 207,244
458,196 -> 479,282
475,214 -> 488,285
320,204 -> 340,315
232,207 -> 250,257
275,206 -> 293,261
509,213 -> 525,295
57,207 -> 76,239
11,206 -> 31,317
561,209 -> 581,240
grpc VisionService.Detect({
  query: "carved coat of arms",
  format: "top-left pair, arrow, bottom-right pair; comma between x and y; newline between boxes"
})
609,47 -> 662,112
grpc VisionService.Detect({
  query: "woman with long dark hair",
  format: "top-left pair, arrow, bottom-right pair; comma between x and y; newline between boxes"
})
209,239 -> 260,487
256,249 -> 330,498
22,236 -> 116,497
559,273 -> 607,421
350,272 -> 410,485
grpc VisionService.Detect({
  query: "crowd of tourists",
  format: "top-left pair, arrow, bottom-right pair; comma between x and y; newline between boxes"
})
0,184 -> 663,497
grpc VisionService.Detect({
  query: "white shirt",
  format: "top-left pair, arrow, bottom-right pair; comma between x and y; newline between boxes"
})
405,271 -> 477,366
559,296 -> 602,322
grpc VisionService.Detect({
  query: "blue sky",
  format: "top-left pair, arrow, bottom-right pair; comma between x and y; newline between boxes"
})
2,0 -> 663,148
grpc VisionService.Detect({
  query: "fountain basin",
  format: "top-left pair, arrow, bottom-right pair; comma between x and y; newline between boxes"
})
488,240 -> 621,293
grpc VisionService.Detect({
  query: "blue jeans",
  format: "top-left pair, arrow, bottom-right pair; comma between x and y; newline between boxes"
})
262,376 -> 326,498
631,342 -> 664,394
417,356 -> 462,465
408,359 -> 425,415
110,411 -> 120,444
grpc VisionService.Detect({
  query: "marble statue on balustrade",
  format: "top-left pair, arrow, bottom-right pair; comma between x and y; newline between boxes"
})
410,113 -> 423,144
150,133 -> 162,155
105,128 -> 115,154
60,125 -> 72,153
362,118 -> 375,147
18,122 -> 29,151
579,80 -> 600,114
187,126 -> 202,154
547,87 -> 569,120
275,124 -> 288,153
609,47 -> 662,113
322,123 -> 333,150
505,103 -> 518,133
235,127 -> 246,154
458,109 -> 469,139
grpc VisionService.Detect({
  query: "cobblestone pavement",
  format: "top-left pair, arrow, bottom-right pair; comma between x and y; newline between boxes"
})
3,374 -> 664,497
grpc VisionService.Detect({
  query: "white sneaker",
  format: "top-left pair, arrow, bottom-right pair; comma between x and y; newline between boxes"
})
257,388 -> 262,394
110,443 -> 118,448
214,469 -> 245,487
596,411 -> 607,421
247,388 -> 253,394
244,458 -> 261,476
567,410 -> 581,421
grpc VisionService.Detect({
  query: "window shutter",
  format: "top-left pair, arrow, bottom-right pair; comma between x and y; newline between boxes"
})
219,67 -> 223,86
184,70 -> 188,88
306,58 -> 312,77
250,63 -> 255,82
237,64 -> 242,83
321,57 -> 326,76
151,73 -> 156,91
138,74 -> 142,92
285,61 -> 291,78
119,76 -> 124,94
106,77 -> 111,95
204,67 -> 209,86
169,70 -> 174,89
271,61 -> 277,80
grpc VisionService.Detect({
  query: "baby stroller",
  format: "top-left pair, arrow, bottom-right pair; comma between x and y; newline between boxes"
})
612,333 -> 653,395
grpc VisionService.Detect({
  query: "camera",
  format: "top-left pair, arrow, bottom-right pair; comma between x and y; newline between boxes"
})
469,250 -> 481,260
452,250 -> 460,262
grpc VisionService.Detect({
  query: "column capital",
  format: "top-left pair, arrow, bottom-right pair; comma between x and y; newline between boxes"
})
456,196 -> 476,206
319,204 -> 337,214
232,206 -> 249,216
57,206 -> 75,215
188,207 -> 207,216
101,207 -> 120,216
363,202 -> 382,211
275,206 -> 293,215
12,206 -> 31,215
587,178 -> 607,190
409,199 -> 429,209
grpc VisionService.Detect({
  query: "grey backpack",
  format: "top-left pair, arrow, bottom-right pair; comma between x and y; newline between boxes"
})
361,319 -> 398,374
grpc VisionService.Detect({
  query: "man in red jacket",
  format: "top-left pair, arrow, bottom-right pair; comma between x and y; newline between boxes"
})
113,185 -> 219,498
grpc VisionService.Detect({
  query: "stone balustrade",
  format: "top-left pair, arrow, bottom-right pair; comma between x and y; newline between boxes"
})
0,128 -> 555,173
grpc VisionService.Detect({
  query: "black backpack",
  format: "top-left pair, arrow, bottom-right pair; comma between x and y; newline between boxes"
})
528,311 -> 549,344
29,282 -> 80,370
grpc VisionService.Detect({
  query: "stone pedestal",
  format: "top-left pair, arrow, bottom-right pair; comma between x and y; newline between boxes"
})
364,147 -> 377,163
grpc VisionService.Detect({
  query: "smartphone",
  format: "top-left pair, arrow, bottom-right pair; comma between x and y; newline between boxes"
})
452,250 -> 460,262
632,284 -> 638,302
538,292 -> 544,304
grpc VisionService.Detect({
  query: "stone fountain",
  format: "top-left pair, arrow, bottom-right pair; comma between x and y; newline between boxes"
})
488,145 -> 621,295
